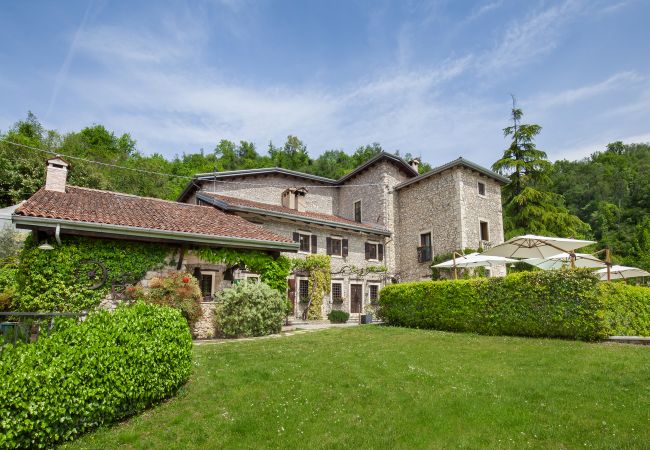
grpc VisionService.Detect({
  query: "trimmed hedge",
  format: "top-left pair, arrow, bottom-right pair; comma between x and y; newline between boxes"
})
378,270 -> 650,341
0,302 -> 192,449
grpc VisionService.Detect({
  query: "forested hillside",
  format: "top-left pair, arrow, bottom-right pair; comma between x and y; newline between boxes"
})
548,142 -> 650,270
1,112 -> 649,269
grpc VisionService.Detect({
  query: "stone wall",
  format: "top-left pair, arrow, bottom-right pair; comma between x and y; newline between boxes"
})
258,219 -> 388,318
190,175 -> 338,214
394,168 -> 462,281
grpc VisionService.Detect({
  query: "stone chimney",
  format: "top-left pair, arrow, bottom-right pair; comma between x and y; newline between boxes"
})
408,158 -> 420,173
44,157 -> 69,192
281,187 -> 308,211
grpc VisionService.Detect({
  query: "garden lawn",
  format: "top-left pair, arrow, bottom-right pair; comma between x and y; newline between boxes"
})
67,327 -> 650,449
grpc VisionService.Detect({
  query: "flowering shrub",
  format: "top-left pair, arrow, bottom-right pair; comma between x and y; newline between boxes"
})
127,272 -> 203,328
216,281 -> 286,337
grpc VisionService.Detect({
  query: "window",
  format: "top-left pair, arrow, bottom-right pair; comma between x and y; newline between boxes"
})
369,284 -> 379,303
293,232 -> 316,253
418,232 -> 432,262
331,282 -> 343,303
298,279 -> 310,302
480,221 -> 489,241
326,237 -> 346,257
478,181 -> 486,196
200,273 -> 215,301
354,201 -> 362,223
365,242 -> 384,261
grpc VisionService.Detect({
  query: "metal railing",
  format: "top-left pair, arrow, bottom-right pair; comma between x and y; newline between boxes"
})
1,312 -> 86,347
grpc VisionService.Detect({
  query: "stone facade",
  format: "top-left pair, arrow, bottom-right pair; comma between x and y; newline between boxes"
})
178,154 -> 508,317
189,174 -> 338,214
393,166 -> 506,280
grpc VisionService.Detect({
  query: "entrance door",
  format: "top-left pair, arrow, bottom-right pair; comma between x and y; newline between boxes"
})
350,284 -> 362,313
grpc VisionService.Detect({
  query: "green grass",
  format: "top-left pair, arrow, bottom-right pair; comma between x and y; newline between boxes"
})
67,327 -> 650,449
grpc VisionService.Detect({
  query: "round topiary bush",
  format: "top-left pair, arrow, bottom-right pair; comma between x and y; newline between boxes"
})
327,310 -> 350,323
215,281 -> 286,337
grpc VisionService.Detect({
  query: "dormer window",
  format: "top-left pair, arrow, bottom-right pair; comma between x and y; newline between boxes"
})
354,201 -> 361,223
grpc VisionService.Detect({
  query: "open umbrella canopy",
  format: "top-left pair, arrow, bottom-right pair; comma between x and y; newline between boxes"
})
481,235 -> 596,259
523,253 -> 607,270
433,253 -> 517,268
595,265 -> 650,281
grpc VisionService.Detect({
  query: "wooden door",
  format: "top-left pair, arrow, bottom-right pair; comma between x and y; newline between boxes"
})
350,284 -> 362,313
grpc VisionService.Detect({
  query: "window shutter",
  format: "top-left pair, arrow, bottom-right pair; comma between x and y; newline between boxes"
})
292,232 -> 300,242
342,239 -> 349,257
311,234 -> 318,253
326,237 -> 332,255
378,244 -> 384,261
365,243 -> 371,260
288,278 -> 296,304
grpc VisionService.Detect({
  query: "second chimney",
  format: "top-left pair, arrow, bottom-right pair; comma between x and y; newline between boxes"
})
408,158 -> 420,173
44,157 -> 69,192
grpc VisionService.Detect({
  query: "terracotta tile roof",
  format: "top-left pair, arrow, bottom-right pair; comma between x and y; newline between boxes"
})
199,192 -> 390,235
15,186 -> 294,244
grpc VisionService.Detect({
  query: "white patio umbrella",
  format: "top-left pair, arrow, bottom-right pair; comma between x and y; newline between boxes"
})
482,235 -> 596,262
595,265 -> 650,281
433,252 -> 517,279
523,253 -> 607,270
433,252 -> 517,268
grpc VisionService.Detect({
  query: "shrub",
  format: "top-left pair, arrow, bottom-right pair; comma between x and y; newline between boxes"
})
378,270 -> 616,340
127,272 -> 203,328
216,281 -> 286,337
0,302 -> 192,449
327,310 -> 350,323
600,283 -> 650,336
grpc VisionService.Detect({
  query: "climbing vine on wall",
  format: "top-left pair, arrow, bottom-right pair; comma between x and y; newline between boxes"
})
293,255 -> 331,320
14,236 -> 169,312
196,247 -> 292,294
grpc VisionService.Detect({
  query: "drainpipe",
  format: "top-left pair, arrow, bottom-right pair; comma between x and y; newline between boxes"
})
55,224 -> 61,245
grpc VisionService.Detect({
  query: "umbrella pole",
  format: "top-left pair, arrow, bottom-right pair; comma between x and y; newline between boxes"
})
570,252 -> 576,269
453,253 -> 458,280
606,248 -> 612,282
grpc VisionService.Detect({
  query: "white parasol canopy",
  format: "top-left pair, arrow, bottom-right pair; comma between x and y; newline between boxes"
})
523,253 -> 607,270
433,252 -> 518,268
481,235 -> 595,259
595,265 -> 650,281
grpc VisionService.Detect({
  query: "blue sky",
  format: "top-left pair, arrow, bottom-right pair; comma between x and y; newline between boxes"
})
1,0 -> 649,168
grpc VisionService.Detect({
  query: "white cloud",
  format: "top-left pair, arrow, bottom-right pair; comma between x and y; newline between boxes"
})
534,72 -> 644,108
477,0 -> 581,75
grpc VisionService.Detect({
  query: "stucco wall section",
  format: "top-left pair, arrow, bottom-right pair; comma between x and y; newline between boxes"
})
193,175 -> 338,214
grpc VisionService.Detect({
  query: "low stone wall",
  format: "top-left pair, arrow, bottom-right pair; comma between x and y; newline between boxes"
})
194,303 -> 217,339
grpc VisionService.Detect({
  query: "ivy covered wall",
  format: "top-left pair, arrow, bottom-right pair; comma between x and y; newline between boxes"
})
14,236 -> 170,312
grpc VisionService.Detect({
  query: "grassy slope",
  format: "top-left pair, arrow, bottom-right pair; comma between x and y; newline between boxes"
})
68,327 -> 650,449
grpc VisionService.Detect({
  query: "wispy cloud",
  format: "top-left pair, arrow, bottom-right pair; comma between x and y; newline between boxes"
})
46,0 -> 94,118
478,0 -> 580,75
534,72 -> 644,108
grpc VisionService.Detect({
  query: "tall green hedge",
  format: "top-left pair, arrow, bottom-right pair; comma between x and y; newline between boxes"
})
14,236 -> 169,312
378,271 -> 650,340
0,302 -> 192,449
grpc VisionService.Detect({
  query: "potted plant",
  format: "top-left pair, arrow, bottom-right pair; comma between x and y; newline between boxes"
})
361,303 -> 375,324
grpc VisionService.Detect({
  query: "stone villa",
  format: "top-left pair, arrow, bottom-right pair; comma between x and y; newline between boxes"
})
177,152 -> 509,319
13,152 -> 508,330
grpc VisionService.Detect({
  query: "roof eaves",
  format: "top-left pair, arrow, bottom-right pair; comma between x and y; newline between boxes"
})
12,215 -> 300,252
197,193 -> 391,236
394,157 -> 510,190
